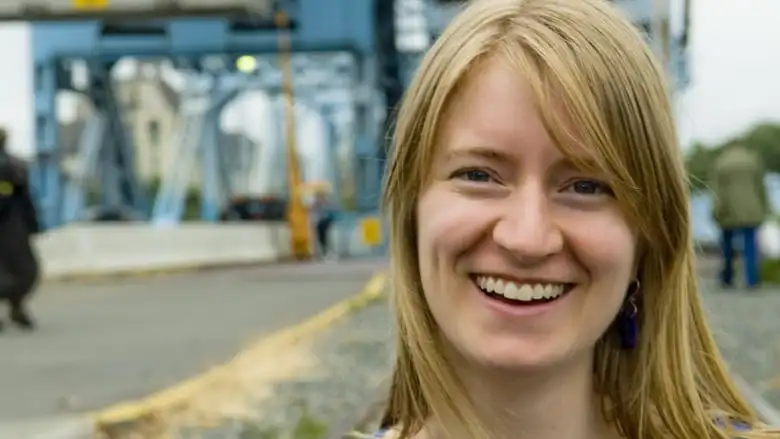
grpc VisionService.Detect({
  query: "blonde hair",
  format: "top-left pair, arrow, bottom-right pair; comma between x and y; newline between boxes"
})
381,0 -> 779,438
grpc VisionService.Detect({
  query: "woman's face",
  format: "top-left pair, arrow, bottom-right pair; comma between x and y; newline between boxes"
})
416,57 -> 638,371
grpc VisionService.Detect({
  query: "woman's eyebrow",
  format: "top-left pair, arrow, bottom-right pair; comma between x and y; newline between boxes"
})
444,146 -> 514,163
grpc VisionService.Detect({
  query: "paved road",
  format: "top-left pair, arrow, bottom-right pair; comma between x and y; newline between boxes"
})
0,259 -> 384,429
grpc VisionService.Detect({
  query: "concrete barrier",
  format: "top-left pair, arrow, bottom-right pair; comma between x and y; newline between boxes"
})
31,211 -> 388,280
34,223 -> 292,280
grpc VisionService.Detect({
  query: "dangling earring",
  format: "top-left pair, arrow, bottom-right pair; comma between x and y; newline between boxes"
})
620,280 -> 640,350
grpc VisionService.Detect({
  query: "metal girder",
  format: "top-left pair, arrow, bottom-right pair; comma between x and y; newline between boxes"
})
151,83 -> 239,225
61,111 -> 107,223
47,43 -> 364,63
178,52 -> 359,96
53,61 -> 147,225
31,0 -> 374,61
29,0 -> 380,228
0,0 -> 275,22
375,0 -> 402,163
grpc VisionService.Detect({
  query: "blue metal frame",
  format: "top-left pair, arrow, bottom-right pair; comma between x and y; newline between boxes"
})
30,0 -> 380,229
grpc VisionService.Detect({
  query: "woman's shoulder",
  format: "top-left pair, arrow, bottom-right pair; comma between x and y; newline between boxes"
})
713,416 -> 780,438
373,428 -> 400,439
375,421 -> 774,438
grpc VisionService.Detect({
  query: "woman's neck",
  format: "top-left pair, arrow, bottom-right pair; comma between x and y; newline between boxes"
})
424,353 -> 619,439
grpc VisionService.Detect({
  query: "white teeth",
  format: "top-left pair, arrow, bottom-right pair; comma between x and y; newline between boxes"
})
475,276 -> 567,302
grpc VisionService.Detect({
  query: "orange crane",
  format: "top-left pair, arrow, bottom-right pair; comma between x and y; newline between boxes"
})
275,10 -> 312,260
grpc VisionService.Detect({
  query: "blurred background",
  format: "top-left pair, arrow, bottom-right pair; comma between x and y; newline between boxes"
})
0,1 -> 777,438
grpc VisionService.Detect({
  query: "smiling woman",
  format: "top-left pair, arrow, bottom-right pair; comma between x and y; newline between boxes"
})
414,54 -> 639,381
378,0 -> 780,439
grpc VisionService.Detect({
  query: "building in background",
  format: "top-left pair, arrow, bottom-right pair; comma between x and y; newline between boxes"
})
59,67 -> 258,192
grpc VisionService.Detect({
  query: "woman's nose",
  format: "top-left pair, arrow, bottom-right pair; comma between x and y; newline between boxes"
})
491,187 -> 564,262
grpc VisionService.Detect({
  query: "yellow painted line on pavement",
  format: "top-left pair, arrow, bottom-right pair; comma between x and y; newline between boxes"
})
91,271 -> 388,437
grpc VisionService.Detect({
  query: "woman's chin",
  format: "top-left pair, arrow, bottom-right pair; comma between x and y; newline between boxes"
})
460,340 -> 573,373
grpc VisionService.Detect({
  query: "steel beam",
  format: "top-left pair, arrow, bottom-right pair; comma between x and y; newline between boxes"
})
30,0 -> 382,228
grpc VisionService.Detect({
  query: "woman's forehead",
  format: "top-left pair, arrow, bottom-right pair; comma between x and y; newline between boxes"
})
430,58 -> 604,173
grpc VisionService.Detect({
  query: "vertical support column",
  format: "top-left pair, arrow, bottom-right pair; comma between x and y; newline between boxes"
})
276,10 -> 312,260
88,60 -> 146,219
90,62 -> 120,211
374,0 -> 403,160
352,55 -> 381,212
199,105 -> 221,222
31,58 -> 64,230
370,0 -> 403,220
668,0 -> 691,91
199,87 -> 237,222
62,111 -> 107,222
318,102 -> 343,209
97,123 -> 122,209
110,66 -> 146,217
318,99 -> 352,257
152,73 -> 209,225
678,0 -> 691,88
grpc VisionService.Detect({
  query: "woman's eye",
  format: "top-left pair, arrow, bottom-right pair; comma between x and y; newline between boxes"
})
566,179 -> 613,196
454,168 -> 492,183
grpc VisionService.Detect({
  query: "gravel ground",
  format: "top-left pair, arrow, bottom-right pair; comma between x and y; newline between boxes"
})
168,300 -> 396,439
697,258 -> 780,413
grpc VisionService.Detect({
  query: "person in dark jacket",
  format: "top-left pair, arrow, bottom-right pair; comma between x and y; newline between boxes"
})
0,128 -> 40,330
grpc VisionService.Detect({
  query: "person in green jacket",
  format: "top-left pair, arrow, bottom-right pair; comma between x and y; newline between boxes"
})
711,143 -> 770,288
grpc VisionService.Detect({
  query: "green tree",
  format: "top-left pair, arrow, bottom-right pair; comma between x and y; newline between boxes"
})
685,121 -> 780,194
685,141 -> 720,193
740,122 -> 780,173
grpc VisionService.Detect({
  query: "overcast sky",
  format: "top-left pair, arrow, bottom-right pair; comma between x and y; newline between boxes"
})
675,0 -> 780,147
0,0 -> 778,158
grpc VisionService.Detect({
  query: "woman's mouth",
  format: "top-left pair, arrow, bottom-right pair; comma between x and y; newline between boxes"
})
472,275 -> 575,306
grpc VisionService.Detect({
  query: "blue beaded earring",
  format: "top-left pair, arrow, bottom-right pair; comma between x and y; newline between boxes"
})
620,280 -> 640,349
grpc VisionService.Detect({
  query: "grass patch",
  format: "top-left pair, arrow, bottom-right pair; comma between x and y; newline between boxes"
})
760,257 -> 780,285
238,400 -> 328,439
